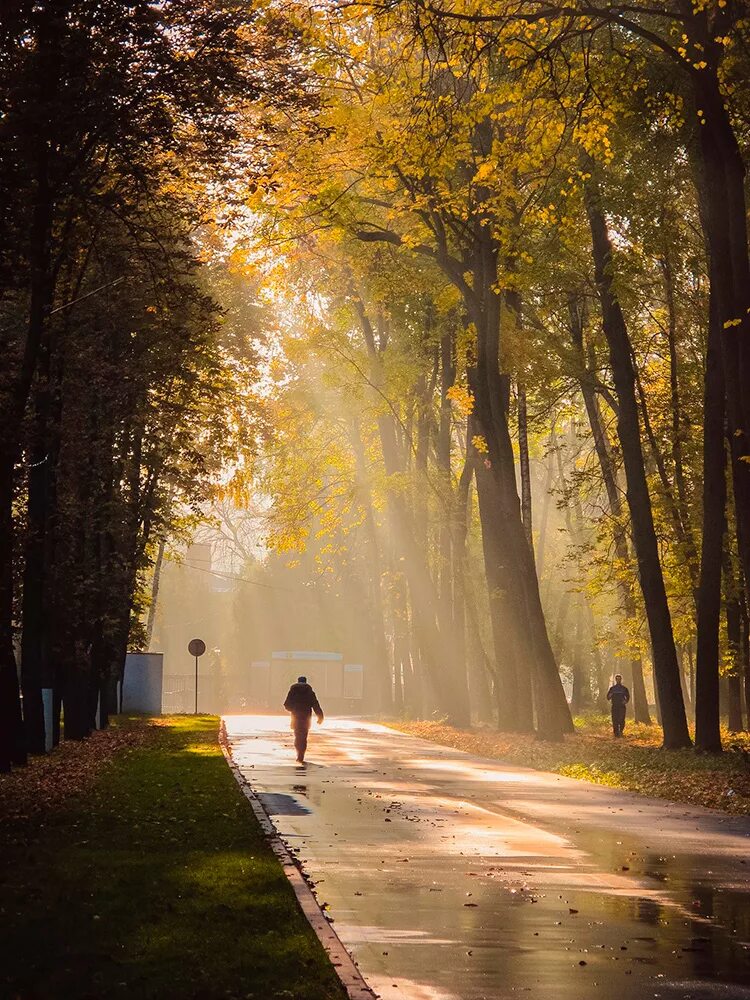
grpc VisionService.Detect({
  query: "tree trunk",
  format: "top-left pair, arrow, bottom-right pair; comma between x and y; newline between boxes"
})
437,334 -> 470,727
690,70 -> 750,610
726,630 -> 744,734
661,249 -> 693,551
145,537 -> 166,651
567,295 -> 652,725
472,456 -> 526,729
467,232 -> 571,737
20,330 -> 57,755
0,153 -> 56,769
517,382 -> 533,552
724,553 -> 744,734
570,599 -> 592,716
582,160 -> 690,748
535,438 -> 555,579
741,592 -> 750,732
461,520 -> 500,726
0,452 -> 26,772
20,443 -> 49,755
695,283 -> 726,751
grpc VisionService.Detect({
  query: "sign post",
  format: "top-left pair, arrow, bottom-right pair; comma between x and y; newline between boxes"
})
188,638 -> 206,714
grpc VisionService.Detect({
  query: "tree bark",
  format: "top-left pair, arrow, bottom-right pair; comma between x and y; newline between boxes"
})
741,591 -> 750,733
517,382 -> 533,552
467,228 -> 571,736
570,598 -> 592,715
0,7 -> 62,765
20,324 -> 59,754
535,439 -> 555,579
660,249 -> 693,555
145,538 -> 166,652
695,283 -> 726,751
0,454 -> 26,772
726,604 -> 744,734
723,551 -> 744,734
689,66 -> 750,611
582,159 -> 690,748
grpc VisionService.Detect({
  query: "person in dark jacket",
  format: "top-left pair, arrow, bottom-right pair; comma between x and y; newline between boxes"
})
283,675 -> 324,763
606,674 -> 630,737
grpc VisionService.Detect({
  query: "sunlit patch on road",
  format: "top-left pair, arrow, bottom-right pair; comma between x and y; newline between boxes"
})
225,715 -> 750,1000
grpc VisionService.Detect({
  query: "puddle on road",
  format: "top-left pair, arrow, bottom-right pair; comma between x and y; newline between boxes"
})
322,851 -> 750,999
277,779 -> 750,999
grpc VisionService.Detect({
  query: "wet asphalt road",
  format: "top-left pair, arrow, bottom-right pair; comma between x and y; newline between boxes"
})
224,716 -> 750,1000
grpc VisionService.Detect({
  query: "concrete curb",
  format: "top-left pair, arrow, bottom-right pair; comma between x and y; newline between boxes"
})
219,719 -> 376,1000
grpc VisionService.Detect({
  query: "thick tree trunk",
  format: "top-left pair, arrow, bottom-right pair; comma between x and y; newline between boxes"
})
62,640 -> 92,742
472,456 -> 527,729
0,159 -> 56,769
695,285 -> 726,751
690,73 -> 750,609
463,578 -> 497,724
467,234 -> 571,737
583,161 -> 690,748
1,21 -> 61,762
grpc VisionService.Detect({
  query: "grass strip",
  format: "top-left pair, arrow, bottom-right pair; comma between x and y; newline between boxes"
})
385,716 -> 750,815
0,715 -> 346,1000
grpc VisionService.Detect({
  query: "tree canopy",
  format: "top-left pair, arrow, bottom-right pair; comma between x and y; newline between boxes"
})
2,0 -> 750,768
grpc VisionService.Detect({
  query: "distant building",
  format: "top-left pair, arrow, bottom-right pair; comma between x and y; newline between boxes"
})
247,651 -> 364,713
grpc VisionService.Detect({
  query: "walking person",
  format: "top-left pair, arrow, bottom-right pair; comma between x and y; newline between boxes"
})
607,673 -> 630,737
283,675 -> 324,763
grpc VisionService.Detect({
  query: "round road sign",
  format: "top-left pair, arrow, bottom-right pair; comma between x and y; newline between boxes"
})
188,638 -> 206,657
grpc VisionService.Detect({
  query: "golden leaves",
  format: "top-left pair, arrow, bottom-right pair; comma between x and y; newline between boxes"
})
446,384 -> 475,417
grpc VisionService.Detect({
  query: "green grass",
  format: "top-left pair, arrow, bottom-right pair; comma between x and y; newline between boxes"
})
0,715 -> 346,1000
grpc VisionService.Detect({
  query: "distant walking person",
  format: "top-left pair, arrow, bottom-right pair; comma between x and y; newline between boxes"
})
283,676 -> 324,763
607,674 -> 630,737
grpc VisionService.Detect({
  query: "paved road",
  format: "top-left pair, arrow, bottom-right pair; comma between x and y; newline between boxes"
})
224,716 -> 750,1000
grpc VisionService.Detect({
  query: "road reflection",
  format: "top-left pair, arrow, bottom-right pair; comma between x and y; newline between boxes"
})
226,716 -> 750,1000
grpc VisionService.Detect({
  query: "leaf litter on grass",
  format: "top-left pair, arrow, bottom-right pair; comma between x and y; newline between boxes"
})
387,717 -> 750,814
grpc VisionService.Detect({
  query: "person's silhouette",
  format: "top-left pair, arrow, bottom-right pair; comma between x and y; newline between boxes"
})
283,675 -> 324,763
606,674 -> 630,737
